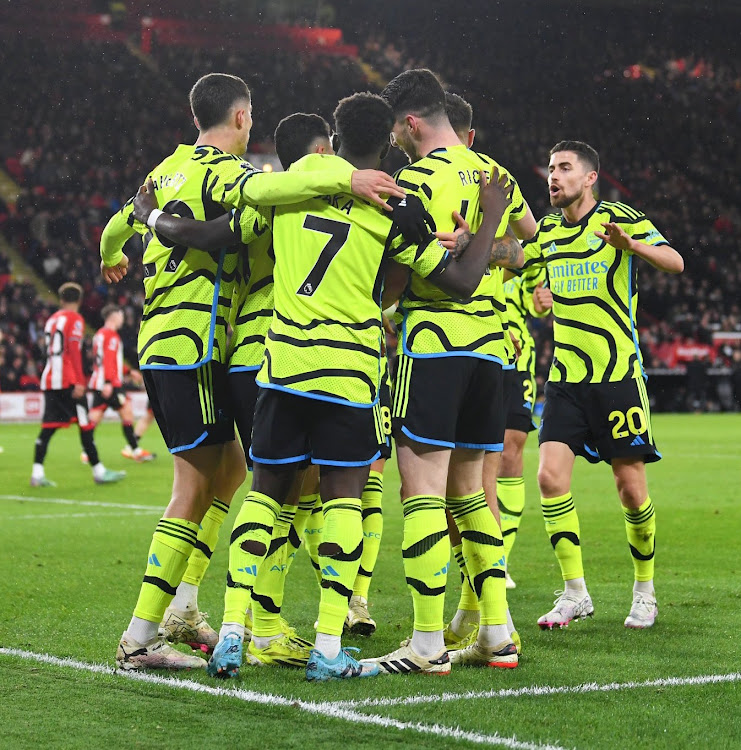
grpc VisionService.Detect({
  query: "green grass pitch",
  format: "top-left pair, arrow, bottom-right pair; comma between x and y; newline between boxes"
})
1,414 -> 740,749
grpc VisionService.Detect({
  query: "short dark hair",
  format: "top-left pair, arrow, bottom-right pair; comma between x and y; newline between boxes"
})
381,68 -> 447,121
189,73 -> 251,131
101,304 -> 122,321
550,140 -> 600,174
445,92 -> 473,135
274,113 -> 331,170
333,92 -> 393,158
58,282 -> 82,304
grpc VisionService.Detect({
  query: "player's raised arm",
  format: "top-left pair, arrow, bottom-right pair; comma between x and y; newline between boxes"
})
218,155 -> 404,212
133,178 -> 237,250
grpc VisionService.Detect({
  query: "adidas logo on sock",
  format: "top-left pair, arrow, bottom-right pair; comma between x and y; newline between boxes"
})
148,554 -> 161,567
321,565 -> 340,577
238,565 -> 258,576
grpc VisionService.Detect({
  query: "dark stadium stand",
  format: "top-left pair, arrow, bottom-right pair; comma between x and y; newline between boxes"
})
0,0 -> 739,410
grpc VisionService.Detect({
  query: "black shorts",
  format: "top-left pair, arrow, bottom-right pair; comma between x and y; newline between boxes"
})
228,368 -> 260,468
42,388 -> 91,429
250,386 -> 387,467
143,361 -> 234,454
504,369 -> 537,434
539,379 -> 661,465
90,387 -> 128,413
391,354 -> 506,451
379,359 -> 393,460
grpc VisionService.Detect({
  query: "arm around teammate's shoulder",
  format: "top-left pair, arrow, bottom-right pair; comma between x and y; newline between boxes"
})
426,168 -> 515,299
132,177 -> 236,251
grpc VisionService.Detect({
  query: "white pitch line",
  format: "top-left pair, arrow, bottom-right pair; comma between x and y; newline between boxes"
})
0,495 -> 162,511
0,648 -> 566,750
335,671 -> 741,709
6,510 -> 159,521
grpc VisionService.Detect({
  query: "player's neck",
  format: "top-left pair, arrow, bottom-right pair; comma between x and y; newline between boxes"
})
195,128 -> 243,156
416,123 -> 464,159
336,149 -> 377,171
60,303 -> 79,312
561,193 -> 598,224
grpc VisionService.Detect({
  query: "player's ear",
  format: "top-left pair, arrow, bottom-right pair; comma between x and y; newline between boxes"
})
467,129 -> 475,148
193,115 -> 201,132
380,142 -> 390,160
331,133 -> 340,153
586,170 -> 598,188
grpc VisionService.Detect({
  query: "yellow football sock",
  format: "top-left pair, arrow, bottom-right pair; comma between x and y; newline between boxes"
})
541,492 -> 583,581
497,476 -> 525,562
316,498 -> 363,636
223,492 -> 280,624
448,490 -> 506,626
251,503 -> 297,638
353,470 -> 383,599
303,494 -> 323,585
181,498 -> 229,587
452,542 -> 479,612
133,517 -> 199,622
287,494 -> 315,575
624,496 -> 656,582
402,495 -> 449,632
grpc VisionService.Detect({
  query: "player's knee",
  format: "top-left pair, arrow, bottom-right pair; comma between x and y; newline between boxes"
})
499,449 -> 522,477
615,481 -> 645,509
537,464 -> 568,497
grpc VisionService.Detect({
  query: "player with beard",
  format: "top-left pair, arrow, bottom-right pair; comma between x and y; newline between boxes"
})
522,140 -> 683,631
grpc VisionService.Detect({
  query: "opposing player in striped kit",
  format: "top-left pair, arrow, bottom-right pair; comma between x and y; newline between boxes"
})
31,283 -> 126,487
84,304 -> 156,464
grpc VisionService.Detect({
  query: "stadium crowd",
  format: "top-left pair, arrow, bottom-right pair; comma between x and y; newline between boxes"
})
1,7 -> 740,411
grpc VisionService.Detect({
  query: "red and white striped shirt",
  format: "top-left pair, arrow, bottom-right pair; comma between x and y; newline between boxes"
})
40,310 -> 86,391
88,326 -> 124,391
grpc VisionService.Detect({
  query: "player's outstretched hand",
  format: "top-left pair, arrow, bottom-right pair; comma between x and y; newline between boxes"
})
351,169 -> 405,211
388,194 -> 436,245
101,253 -> 129,284
594,221 -> 632,251
133,178 -> 159,224
479,167 -> 513,218
435,211 -> 471,256
533,281 -> 553,313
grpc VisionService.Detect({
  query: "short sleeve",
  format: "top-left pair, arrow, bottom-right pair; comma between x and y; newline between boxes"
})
388,232 -> 449,279
229,206 -> 271,245
626,215 -> 669,246
521,235 -> 546,270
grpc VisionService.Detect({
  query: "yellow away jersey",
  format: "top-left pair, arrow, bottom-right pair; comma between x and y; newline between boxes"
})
503,263 -> 548,379
227,206 -> 273,371
256,154 -> 448,407
100,146 -> 357,369
394,144 -> 527,363
522,201 -> 669,383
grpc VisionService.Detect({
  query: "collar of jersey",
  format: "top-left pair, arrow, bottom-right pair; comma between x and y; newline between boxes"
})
560,200 -> 602,229
426,145 -> 467,157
